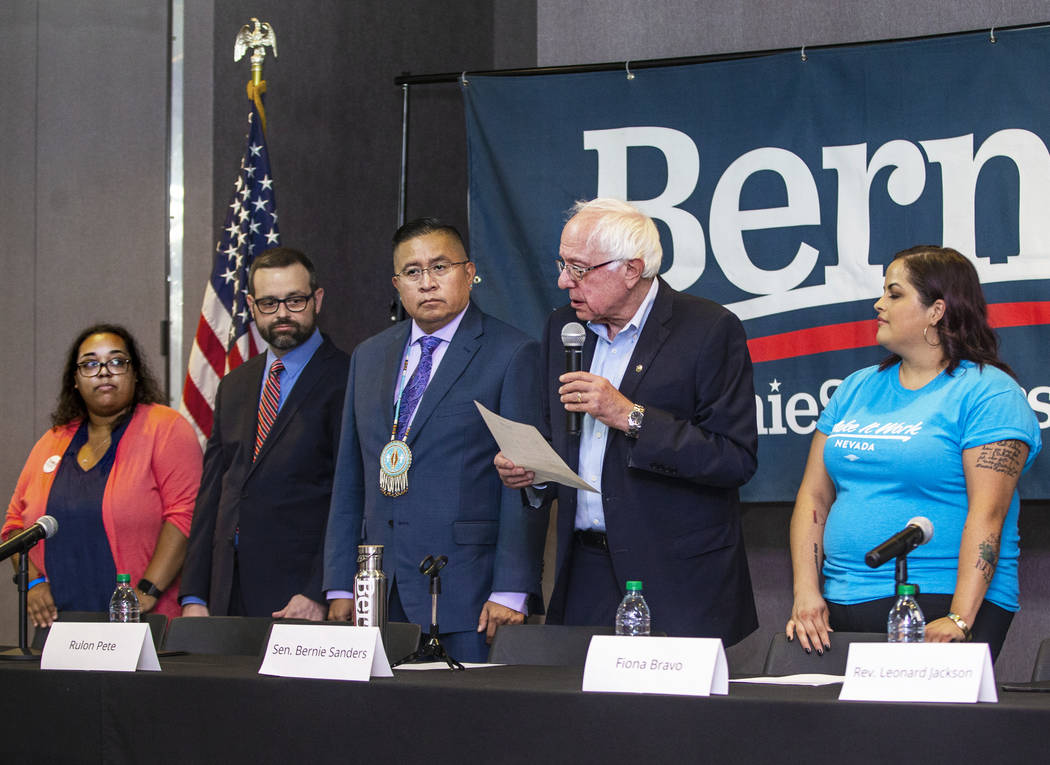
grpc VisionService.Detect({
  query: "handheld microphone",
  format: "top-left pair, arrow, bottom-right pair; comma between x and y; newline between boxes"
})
561,322 -> 586,436
0,515 -> 58,563
864,516 -> 933,568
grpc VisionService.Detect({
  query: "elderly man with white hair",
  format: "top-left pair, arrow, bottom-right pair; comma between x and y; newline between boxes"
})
497,198 -> 759,643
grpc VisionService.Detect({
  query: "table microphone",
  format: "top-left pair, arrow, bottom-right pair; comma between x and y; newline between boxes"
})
0,516 -> 58,563
562,322 -> 586,436
864,516 -> 933,568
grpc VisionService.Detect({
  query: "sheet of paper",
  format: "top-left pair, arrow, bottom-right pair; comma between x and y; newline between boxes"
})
731,674 -> 844,686
394,662 -> 499,670
475,401 -> 597,492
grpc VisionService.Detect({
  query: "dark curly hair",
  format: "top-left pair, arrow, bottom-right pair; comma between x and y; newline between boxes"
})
879,246 -> 1014,378
51,324 -> 166,428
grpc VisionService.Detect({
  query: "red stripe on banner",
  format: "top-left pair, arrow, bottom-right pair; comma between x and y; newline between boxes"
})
748,301 -> 1050,363
181,378 -> 214,438
748,319 -> 878,363
988,301 -> 1050,328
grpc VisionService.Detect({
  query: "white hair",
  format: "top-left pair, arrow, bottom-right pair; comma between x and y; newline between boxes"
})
568,198 -> 662,278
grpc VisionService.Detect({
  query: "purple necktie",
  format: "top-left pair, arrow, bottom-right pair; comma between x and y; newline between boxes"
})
396,336 -> 441,440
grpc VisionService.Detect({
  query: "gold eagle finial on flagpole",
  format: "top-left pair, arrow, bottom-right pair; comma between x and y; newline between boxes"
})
234,17 -> 277,87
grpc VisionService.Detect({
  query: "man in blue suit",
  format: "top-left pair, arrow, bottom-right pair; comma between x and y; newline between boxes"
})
497,199 -> 758,644
324,218 -> 548,662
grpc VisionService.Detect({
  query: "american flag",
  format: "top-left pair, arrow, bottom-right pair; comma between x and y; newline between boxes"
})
180,98 -> 279,443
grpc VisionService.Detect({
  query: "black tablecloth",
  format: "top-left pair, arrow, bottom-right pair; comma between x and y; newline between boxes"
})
2,654 -> 1049,764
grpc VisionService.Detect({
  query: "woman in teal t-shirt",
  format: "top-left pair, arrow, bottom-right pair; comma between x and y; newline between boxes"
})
785,246 -> 1041,660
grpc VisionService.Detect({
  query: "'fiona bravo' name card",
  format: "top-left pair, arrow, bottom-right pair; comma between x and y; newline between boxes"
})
583,636 -> 727,696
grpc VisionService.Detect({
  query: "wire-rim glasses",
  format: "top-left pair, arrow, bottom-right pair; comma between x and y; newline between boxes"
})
395,260 -> 470,283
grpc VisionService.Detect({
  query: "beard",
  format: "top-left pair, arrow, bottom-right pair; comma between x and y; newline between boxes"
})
258,313 -> 315,350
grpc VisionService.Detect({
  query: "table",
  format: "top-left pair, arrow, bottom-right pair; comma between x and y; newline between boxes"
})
2,655 -> 1049,764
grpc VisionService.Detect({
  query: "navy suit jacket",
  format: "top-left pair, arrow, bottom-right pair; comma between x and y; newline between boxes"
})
323,303 -> 548,634
544,279 -> 759,644
180,335 -> 350,616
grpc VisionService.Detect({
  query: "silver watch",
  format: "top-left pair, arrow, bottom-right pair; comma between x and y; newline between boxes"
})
626,404 -> 645,439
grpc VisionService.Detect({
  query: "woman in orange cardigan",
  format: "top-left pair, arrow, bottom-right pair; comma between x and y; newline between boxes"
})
4,324 -> 202,625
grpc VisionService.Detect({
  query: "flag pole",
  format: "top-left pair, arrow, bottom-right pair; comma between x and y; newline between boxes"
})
180,19 -> 281,445
235,17 -> 277,132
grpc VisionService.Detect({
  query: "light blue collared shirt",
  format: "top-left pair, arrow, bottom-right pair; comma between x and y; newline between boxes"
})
575,279 -> 659,532
260,328 -> 324,411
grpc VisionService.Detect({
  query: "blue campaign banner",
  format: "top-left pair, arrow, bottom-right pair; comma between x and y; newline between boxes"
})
462,27 -> 1050,500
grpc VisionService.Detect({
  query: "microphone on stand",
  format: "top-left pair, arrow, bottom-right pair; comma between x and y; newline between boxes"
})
561,322 -> 586,436
0,515 -> 57,660
864,517 -> 933,568
0,516 -> 58,563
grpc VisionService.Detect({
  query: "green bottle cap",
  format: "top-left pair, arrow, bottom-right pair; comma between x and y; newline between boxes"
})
116,573 -> 131,584
625,580 -> 643,592
897,583 -> 917,596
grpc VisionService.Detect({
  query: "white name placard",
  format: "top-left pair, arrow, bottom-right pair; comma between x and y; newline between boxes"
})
258,624 -> 393,682
41,622 -> 160,672
582,636 -> 728,696
839,642 -> 997,703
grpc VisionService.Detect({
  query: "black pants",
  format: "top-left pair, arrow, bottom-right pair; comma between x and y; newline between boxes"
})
827,594 -> 1014,661
560,534 -> 623,628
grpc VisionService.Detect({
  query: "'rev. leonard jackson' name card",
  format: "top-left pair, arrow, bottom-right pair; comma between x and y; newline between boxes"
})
41,622 -> 161,672
839,642 -> 997,703
582,636 -> 728,696
258,624 -> 393,682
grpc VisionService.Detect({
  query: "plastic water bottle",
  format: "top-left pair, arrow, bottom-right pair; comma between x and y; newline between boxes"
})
615,580 -> 651,636
109,573 -> 140,623
887,583 -> 924,642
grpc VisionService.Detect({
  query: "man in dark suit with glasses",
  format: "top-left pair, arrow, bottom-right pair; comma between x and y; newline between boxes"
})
180,247 -> 350,619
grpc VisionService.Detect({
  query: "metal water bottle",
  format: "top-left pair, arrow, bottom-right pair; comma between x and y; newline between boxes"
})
354,544 -> 388,632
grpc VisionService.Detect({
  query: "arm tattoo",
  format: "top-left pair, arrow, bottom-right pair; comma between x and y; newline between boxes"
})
974,440 -> 1025,478
974,533 -> 1000,584
813,543 -> 820,573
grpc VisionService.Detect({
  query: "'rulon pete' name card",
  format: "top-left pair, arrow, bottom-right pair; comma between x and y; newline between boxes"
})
839,642 -> 997,703
41,622 -> 160,672
258,624 -> 393,682
582,636 -> 728,696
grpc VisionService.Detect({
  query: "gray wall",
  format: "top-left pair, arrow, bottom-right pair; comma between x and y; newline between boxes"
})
2,0 -> 1047,680
1,0 -> 170,642
536,0 -> 1049,64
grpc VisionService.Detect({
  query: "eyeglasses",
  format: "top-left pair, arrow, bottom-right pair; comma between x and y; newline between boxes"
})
556,258 -> 623,282
395,260 -> 470,283
252,293 -> 315,314
77,358 -> 132,377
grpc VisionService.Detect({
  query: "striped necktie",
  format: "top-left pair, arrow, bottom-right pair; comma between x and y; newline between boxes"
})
254,358 -> 285,460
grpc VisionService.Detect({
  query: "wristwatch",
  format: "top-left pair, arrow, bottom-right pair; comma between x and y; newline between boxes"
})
137,578 -> 163,598
626,404 -> 646,439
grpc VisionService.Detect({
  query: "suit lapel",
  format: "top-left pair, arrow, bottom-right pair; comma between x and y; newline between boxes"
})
405,303 -> 482,444
616,279 -> 672,403
249,337 -> 346,470
582,331 -> 598,375
384,321 -> 413,426
238,355 -> 267,468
